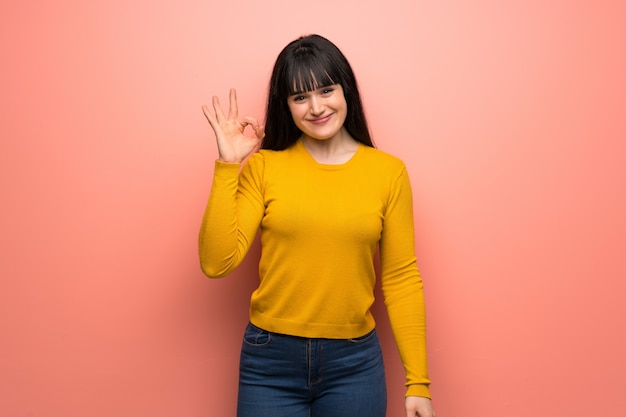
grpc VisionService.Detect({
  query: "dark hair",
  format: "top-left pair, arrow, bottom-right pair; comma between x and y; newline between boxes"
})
261,34 -> 374,150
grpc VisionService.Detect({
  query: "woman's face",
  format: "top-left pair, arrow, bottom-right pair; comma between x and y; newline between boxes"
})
287,84 -> 348,142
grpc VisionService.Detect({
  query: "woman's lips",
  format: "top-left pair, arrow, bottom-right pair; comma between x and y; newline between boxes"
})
309,114 -> 333,124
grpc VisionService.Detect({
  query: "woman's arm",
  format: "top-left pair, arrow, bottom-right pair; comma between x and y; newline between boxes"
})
379,166 -> 432,398
198,89 -> 265,277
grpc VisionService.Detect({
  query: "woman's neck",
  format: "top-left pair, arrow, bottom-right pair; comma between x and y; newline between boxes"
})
300,129 -> 359,164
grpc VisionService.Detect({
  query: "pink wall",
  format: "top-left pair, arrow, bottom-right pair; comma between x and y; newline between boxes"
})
1,1 -> 625,416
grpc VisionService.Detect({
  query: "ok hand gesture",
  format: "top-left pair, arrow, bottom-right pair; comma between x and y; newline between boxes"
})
202,88 -> 264,163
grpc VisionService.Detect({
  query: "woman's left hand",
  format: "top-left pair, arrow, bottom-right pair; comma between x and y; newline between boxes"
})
405,396 -> 435,417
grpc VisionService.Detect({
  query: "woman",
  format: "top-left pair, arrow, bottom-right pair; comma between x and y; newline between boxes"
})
199,34 -> 435,417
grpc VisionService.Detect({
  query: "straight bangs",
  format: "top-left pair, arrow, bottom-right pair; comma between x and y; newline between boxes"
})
283,55 -> 341,97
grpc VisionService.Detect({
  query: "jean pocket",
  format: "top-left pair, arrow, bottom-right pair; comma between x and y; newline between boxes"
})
242,322 -> 272,346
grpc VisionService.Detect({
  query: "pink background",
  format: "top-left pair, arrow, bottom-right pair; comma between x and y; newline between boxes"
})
1,1 -> 625,416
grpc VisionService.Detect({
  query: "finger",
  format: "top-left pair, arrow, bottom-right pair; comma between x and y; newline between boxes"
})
243,116 -> 265,139
202,104 -> 217,127
212,96 -> 226,122
255,125 -> 265,140
228,88 -> 239,120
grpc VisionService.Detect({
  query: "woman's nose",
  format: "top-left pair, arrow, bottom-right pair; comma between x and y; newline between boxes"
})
309,96 -> 324,115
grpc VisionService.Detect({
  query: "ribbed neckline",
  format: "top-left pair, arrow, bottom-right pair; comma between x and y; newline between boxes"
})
296,139 -> 363,171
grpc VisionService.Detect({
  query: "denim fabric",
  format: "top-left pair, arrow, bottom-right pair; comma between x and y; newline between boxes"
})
237,322 -> 387,417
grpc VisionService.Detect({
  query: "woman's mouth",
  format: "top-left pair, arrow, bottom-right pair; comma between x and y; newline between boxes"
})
309,114 -> 333,124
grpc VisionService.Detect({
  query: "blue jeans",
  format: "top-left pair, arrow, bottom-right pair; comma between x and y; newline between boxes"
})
237,322 -> 387,417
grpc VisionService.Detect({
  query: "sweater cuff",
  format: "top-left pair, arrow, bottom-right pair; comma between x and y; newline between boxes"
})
214,160 -> 241,176
406,384 -> 431,399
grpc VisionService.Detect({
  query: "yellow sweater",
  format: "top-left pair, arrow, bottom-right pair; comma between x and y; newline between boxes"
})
199,140 -> 431,397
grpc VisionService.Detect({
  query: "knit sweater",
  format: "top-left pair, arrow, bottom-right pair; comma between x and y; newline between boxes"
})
199,139 -> 431,398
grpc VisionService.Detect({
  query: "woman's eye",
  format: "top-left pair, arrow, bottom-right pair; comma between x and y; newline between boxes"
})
322,88 -> 334,95
293,95 -> 306,102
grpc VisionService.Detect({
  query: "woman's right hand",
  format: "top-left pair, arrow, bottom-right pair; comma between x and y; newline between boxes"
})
202,88 -> 264,163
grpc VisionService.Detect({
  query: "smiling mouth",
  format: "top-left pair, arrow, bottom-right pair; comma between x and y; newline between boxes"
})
309,114 -> 333,124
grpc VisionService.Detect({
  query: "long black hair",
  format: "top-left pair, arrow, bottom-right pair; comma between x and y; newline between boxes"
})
262,34 -> 374,150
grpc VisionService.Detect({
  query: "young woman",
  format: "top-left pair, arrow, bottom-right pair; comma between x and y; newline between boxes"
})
199,34 -> 435,417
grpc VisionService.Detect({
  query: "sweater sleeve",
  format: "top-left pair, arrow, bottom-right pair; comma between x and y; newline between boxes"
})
198,154 -> 265,278
379,165 -> 431,398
